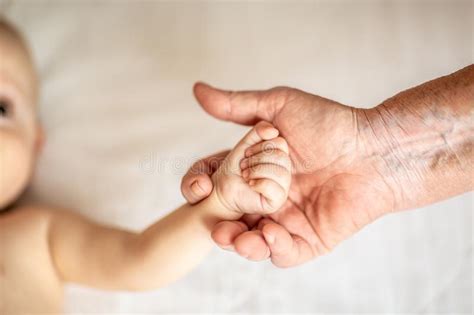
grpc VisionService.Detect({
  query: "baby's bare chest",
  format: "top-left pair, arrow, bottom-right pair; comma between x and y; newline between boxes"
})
0,211 -> 63,314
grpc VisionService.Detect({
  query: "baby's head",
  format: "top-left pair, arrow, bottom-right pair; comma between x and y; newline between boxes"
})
0,17 -> 41,210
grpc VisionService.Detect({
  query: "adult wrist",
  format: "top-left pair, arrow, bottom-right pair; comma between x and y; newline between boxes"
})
355,74 -> 473,212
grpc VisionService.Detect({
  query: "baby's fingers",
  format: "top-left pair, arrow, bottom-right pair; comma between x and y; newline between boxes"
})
227,121 -> 278,167
241,149 -> 291,172
245,137 -> 289,157
254,121 -> 280,141
243,164 -> 291,191
248,178 -> 288,214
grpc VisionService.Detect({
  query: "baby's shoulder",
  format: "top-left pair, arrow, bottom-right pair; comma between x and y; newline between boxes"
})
0,205 -> 56,236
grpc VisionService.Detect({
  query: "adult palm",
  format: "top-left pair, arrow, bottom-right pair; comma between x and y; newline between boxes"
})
182,83 -> 395,267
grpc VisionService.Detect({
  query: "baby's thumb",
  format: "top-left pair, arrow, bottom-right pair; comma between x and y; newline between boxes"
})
181,174 -> 213,205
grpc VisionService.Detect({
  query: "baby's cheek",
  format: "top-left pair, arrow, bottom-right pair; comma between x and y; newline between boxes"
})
0,133 -> 33,209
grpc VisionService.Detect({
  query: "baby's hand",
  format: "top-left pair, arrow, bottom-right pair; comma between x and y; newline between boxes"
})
211,121 -> 291,218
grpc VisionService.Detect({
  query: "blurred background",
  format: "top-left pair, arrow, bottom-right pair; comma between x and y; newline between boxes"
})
1,0 -> 472,313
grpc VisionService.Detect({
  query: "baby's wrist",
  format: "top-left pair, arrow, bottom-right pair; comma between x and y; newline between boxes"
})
197,189 -> 242,221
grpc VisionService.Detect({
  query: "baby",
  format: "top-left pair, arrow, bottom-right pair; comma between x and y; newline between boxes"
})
0,19 -> 291,313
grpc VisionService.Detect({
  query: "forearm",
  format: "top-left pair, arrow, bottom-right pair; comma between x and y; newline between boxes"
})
123,193 -> 236,290
51,193 -> 235,291
359,65 -> 473,211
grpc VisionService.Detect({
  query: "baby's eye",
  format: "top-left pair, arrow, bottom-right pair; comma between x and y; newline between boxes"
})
0,99 -> 10,117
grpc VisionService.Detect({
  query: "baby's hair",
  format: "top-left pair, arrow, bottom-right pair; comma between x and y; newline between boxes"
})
0,15 -> 38,97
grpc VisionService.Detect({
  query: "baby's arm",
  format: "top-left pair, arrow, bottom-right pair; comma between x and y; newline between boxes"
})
47,198 -> 227,290
48,122 -> 291,290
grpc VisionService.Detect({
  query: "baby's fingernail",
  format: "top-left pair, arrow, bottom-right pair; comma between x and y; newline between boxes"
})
242,169 -> 250,178
191,181 -> 204,195
269,127 -> 279,138
248,179 -> 256,186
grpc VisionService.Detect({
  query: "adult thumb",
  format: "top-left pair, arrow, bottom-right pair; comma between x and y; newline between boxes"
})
193,82 -> 282,126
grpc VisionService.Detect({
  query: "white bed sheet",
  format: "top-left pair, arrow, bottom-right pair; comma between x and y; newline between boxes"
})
2,0 -> 472,313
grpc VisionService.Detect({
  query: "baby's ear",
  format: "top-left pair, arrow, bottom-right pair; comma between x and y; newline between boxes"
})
35,125 -> 45,155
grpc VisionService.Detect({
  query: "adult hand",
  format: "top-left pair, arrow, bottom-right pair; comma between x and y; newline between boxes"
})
182,66 -> 473,267
181,83 -> 395,267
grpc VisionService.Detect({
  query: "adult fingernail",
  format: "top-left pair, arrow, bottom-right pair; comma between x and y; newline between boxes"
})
239,251 -> 250,259
221,245 -> 235,251
264,231 -> 275,245
242,169 -> 250,178
264,246 -> 271,259
248,179 -> 256,186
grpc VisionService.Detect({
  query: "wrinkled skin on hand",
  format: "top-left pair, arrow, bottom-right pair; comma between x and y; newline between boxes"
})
184,66 -> 474,267
182,84 -> 395,267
